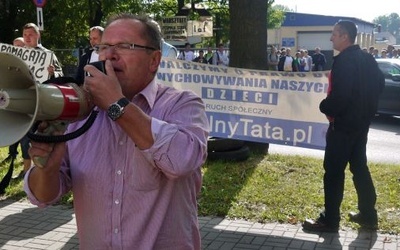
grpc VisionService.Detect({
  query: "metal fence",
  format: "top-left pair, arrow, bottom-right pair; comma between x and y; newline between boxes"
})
53,48 -> 80,78
53,47 -> 231,78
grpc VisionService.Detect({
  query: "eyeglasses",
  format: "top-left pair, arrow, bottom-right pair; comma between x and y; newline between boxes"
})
94,43 -> 157,53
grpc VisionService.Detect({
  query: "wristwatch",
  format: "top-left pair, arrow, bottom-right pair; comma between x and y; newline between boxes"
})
107,97 -> 130,121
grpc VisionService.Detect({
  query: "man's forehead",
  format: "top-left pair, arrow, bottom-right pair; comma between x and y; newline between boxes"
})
103,22 -> 144,41
90,29 -> 101,36
23,28 -> 38,34
107,18 -> 142,29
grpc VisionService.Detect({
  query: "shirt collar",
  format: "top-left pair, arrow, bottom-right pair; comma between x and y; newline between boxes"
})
134,79 -> 157,110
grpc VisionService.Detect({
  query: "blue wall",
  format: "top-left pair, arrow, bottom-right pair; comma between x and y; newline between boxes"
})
282,12 -> 375,33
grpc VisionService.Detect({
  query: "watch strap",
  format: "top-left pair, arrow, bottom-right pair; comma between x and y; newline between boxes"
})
116,97 -> 130,108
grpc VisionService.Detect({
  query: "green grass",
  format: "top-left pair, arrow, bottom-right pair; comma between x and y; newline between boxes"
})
1,146 -> 399,234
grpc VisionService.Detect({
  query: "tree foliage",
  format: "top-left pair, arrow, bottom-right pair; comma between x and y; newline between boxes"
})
0,0 -> 282,67
373,13 -> 400,43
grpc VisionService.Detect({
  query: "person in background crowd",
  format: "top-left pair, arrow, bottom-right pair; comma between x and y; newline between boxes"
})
278,48 -> 298,72
380,49 -> 387,58
386,44 -> 395,58
368,46 -> 375,55
24,13 -> 209,249
277,48 -> 286,71
193,50 -> 208,63
267,46 -> 279,71
161,39 -> 178,58
311,47 -> 326,71
294,51 -> 302,71
19,22 -> 63,177
178,42 -> 195,61
152,20 -> 178,59
204,46 -> 214,64
298,50 -> 306,72
75,26 -> 104,85
23,22 -> 63,79
13,37 -> 25,47
212,43 -> 229,66
391,49 -> 398,58
372,48 -> 380,58
276,49 -> 281,59
302,20 -> 384,233
301,49 -> 313,72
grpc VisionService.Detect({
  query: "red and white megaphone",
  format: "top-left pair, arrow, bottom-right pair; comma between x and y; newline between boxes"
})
0,52 -> 93,147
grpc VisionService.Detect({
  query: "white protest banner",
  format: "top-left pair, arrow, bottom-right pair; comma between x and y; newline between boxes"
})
0,43 -> 51,83
157,58 -> 330,150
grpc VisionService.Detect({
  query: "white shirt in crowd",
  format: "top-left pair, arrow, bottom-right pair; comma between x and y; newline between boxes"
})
303,55 -> 312,72
178,50 -> 195,61
212,51 -> 229,66
89,50 -> 99,63
283,56 -> 294,71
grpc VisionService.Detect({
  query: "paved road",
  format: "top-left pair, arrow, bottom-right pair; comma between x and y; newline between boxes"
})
269,115 -> 400,165
0,199 -> 398,249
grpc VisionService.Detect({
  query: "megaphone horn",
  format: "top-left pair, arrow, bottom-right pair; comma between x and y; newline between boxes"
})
0,52 -> 93,147
0,88 -> 36,114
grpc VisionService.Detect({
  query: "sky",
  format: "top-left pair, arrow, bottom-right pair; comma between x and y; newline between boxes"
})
272,0 -> 400,23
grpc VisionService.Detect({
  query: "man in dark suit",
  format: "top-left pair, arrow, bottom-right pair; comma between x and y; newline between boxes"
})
75,26 -> 104,85
302,20 -> 384,233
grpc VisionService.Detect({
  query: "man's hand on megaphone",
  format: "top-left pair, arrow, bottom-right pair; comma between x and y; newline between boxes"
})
29,121 -> 66,169
83,60 -> 124,110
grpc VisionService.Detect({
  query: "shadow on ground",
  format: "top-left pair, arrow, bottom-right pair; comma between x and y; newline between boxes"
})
0,199 -> 78,249
200,216 -> 379,249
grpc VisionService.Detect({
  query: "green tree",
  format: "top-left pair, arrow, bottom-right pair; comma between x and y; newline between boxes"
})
373,13 -> 400,44
0,0 -> 285,68
0,0 -> 32,43
268,3 -> 287,29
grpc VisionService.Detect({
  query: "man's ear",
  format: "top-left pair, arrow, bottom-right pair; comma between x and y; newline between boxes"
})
150,50 -> 162,73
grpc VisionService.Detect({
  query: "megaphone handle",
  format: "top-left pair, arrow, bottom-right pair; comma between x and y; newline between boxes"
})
32,121 -> 68,169
33,154 -> 51,169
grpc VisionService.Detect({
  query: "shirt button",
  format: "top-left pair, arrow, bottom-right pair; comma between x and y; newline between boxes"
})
119,141 -> 124,145
116,170 -> 122,175
115,199 -> 120,205
114,228 -> 119,234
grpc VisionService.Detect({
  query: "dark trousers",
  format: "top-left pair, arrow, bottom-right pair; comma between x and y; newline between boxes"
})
321,124 -> 377,226
8,142 -> 19,157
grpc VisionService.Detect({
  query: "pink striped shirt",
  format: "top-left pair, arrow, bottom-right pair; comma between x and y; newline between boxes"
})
24,80 -> 209,250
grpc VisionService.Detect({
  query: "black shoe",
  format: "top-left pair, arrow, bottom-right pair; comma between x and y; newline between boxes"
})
348,212 -> 378,230
302,218 -> 339,233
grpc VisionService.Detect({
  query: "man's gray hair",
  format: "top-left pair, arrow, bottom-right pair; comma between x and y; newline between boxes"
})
90,26 -> 104,34
106,13 -> 162,50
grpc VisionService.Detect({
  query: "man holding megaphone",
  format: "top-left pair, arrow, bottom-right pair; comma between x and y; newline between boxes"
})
24,13 -> 209,249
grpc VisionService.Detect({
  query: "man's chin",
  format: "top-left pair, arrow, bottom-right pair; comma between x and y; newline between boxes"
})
114,71 -> 124,76
114,72 -> 127,82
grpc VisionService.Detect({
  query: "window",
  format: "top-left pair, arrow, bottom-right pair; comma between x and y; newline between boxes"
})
377,62 -> 400,78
